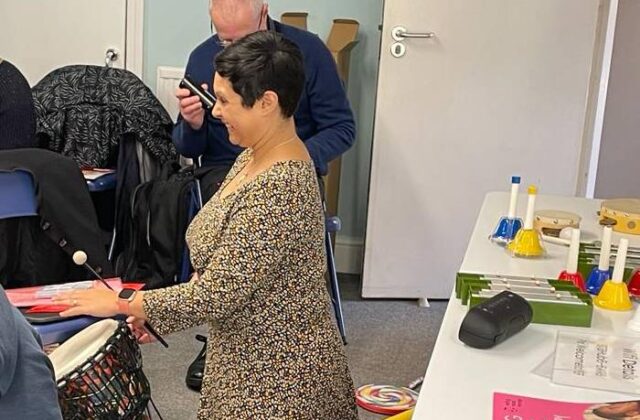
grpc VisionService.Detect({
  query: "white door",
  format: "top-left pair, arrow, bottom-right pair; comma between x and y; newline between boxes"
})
364,0 -> 603,299
0,0 -> 127,86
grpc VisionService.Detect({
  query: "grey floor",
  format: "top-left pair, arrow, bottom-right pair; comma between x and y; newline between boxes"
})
142,274 -> 448,419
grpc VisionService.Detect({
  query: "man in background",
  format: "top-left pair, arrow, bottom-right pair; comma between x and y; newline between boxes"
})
173,0 -> 355,200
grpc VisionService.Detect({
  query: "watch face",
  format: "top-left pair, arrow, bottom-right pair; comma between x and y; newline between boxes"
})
119,288 -> 136,300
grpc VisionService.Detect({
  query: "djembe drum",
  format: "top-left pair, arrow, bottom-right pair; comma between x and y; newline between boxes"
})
49,319 -> 151,419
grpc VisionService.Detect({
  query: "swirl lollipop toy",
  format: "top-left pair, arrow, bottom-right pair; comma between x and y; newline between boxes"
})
355,384 -> 419,415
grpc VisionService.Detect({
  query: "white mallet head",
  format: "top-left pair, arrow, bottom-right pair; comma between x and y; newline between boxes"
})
72,250 -> 88,266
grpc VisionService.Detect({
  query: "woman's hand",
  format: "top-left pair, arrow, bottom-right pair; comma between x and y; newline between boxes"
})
52,289 -> 119,318
127,316 -> 157,344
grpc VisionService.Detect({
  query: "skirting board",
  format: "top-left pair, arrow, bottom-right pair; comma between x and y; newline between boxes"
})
335,235 -> 363,274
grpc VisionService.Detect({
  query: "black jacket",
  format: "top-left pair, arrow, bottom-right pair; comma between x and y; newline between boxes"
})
0,149 -> 113,288
0,59 -> 37,150
32,65 -> 176,168
31,65 -> 179,267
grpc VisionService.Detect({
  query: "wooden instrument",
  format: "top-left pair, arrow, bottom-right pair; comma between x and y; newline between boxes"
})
534,209 -> 581,238
599,198 -> 640,235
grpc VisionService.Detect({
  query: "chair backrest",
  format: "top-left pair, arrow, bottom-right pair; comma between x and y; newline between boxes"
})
0,170 -> 37,218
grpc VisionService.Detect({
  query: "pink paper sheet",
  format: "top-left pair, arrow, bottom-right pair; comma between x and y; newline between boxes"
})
493,392 -> 640,419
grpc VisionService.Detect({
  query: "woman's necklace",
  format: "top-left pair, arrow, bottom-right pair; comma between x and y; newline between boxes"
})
236,136 -> 297,185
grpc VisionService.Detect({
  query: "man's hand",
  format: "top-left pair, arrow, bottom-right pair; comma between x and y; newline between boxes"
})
176,83 -> 208,130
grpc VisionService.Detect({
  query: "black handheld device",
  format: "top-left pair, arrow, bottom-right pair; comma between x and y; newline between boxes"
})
179,75 -> 216,110
458,291 -> 532,349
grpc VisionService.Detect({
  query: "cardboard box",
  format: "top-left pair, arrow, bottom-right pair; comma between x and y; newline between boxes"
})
325,19 -> 359,84
323,19 -> 359,220
280,12 -> 308,30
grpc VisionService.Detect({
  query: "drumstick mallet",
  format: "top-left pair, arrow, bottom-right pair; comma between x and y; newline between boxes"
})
594,238 -> 633,311
586,226 -> 613,295
72,251 -> 169,348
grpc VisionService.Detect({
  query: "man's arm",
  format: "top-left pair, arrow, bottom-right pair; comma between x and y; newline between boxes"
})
0,290 -> 18,399
302,38 -> 356,175
172,116 -> 208,158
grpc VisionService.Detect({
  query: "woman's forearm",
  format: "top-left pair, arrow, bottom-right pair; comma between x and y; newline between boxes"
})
127,291 -> 148,320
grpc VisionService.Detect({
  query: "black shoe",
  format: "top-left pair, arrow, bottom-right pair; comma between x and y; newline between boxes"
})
185,334 -> 207,391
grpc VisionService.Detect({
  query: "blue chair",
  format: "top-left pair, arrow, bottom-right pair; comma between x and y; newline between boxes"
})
32,316 -> 100,346
325,214 -> 347,345
0,170 -> 96,345
0,170 -> 38,218
85,172 -> 117,192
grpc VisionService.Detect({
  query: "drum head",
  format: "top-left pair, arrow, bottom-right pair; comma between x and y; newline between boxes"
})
49,319 -> 119,381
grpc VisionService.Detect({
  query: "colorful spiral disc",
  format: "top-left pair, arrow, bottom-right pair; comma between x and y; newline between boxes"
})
355,384 -> 419,415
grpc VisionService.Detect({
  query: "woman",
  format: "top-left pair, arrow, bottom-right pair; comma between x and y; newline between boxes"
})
53,31 -> 358,419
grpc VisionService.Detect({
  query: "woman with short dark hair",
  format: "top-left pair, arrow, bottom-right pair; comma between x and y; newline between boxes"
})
54,31 -> 359,419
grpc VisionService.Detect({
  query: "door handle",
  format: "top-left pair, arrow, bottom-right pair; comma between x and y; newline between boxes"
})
105,48 -> 119,67
392,26 -> 435,41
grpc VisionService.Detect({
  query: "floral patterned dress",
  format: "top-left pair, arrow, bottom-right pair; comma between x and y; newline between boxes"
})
143,151 -> 358,419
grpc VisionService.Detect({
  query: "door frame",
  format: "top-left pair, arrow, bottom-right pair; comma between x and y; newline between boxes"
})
125,0 -> 144,78
582,0 -> 618,198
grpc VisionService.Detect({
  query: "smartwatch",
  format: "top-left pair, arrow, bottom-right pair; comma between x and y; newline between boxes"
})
117,288 -> 137,314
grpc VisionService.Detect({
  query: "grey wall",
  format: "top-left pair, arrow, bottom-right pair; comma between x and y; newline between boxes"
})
143,0 -> 383,242
594,0 -> 640,198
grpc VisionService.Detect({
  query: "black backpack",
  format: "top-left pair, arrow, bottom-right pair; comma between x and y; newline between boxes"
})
117,163 -> 196,289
